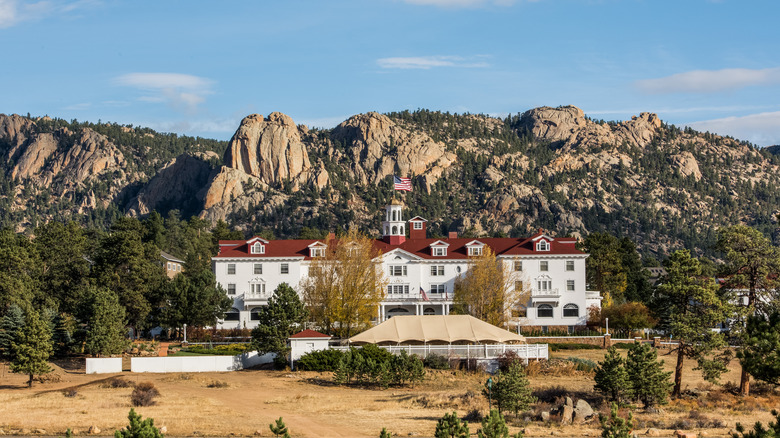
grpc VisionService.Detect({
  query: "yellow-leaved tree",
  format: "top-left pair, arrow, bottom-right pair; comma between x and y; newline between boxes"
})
453,246 -> 522,328
301,230 -> 386,338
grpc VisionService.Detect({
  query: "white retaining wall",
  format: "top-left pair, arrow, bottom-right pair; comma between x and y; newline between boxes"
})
86,357 -> 123,374
130,351 -> 275,373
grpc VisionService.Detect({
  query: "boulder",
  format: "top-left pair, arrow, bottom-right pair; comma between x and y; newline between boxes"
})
646,429 -> 661,436
88,426 -> 100,435
573,399 -> 594,422
675,430 -> 697,438
560,405 -> 573,425
159,426 -> 167,434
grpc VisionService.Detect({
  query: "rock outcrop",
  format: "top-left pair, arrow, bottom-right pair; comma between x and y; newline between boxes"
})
127,152 -> 218,217
223,113 -> 312,188
331,112 -> 456,191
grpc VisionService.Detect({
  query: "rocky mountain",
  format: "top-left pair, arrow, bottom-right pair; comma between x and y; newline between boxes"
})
1,106 -> 779,257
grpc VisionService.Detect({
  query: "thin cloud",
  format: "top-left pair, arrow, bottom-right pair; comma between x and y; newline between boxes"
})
0,0 -> 98,28
402,0 -> 518,7
377,55 -> 489,70
686,111 -> 780,147
114,72 -> 214,114
636,67 -> 780,94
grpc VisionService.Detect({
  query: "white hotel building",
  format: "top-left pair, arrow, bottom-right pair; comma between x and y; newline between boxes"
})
213,203 -> 601,332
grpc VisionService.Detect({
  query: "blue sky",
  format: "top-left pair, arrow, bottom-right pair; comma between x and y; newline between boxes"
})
1,0 -> 779,146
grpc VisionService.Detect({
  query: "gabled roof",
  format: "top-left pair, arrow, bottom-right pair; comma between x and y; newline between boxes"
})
307,241 -> 328,248
215,234 -> 584,260
290,329 -> 331,339
160,250 -> 184,264
247,237 -> 269,244
464,240 -> 485,247
408,216 -> 428,222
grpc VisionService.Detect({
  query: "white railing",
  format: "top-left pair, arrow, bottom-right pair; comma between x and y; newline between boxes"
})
332,343 -> 548,361
532,288 -> 560,297
384,294 -> 451,302
243,292 -> 270,301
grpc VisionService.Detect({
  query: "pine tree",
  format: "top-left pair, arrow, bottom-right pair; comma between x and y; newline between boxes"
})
85,287 -> 128,357
594,346 -> 631,403
251,282 -> 308,359
477,409 -> 521,438
599,403 -> 634,438
269,417 -> 290,438
0,304 -> 24,359
737,311 -> 780,386
625,343 -> 672,408
10,308 -> 53,387
435,412 -> 469,438
654,250 -> 731,397
114,408 -> 164,438
488,362 -> 535,416
51,313 -> 74,357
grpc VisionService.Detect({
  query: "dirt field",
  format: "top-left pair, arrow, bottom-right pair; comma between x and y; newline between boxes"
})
0,348 -> 777,438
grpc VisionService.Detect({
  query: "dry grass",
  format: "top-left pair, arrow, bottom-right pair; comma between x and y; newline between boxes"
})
0,350 -> 778,438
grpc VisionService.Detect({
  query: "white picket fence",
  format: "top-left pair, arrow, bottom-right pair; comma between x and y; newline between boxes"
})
333,343 -> 548,361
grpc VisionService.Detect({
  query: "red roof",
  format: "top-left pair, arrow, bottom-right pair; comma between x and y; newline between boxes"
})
290,329 -> 331,339
214,231 -> 583,259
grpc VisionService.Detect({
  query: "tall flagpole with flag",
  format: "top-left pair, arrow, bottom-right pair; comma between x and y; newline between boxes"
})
420,287 -> 429,301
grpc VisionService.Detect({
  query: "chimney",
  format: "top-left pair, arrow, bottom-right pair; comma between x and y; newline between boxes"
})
448,231 -> 458,239
327,232 -> 335,242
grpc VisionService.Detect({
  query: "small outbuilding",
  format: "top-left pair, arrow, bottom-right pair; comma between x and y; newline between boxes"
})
289,329 -> 331,368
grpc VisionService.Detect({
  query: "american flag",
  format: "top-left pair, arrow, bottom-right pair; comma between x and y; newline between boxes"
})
420,287 -> 429,301
394,175 -> 412,191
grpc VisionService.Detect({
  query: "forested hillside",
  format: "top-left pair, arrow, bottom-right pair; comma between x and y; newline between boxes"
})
1,106 -> 779,258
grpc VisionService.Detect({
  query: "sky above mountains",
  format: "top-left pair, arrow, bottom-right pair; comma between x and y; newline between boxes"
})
1,0 -> 779,146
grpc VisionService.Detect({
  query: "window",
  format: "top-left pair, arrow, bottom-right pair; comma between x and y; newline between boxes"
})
250,283 -> 266,296
540,261 -> 548,271
512,306 -> 527,318
389,265 -> 407,276
227,284 -> 236,295
432,247 -> 446,256
413,221 -> 423,230
566,260 -> 575,271
387,284 -> 410,295
224,311 -> 240,321
227,263 -> 236,275
563,304 -> 579,317
514,261 -> 522,272
515,281 -> 523,292
468,246 -> 483,256
251,242 -> 265,254
310,247 -> 325,257
167,262 -> 172,270
250,308 -> 262,321
541,326 -> 549,334
567,280 -> 575,291
537,279 -> 552,291
537,304 -> 553,318
430,284 -> 445,294
281,263 -> 289,274
254,263 -> 263,275
536,240 -> 550,251
431,265 -> 444,276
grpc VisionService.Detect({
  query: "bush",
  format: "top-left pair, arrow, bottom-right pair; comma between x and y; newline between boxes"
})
334,347 -> 424,388
497,350 -> 521,371
206,380 -> 228,388
103,377 -> 133,388
130,381 -> 160,407
547,343 -> 603,352
566,357 -> 597,372
182,343 -> 251,356
424,354 -> 451,370
63,388 -> 78,397
296,349 -> 344,371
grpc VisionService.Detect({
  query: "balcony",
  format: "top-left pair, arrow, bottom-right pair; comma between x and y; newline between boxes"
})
383,293 -> 451,302
242,291 -> 271,306
530,288 -> 560,305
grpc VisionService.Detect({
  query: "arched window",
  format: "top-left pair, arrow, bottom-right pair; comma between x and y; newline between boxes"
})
423,307 -> 435,315
387,307 -> 410,318
392,225 -> 398,234
400,225 -> 405,235
393,210 -> 398,221
537,304 -> 553,318
250,307 -> 263,321
385,226 -> 389,234
224,308 -> 240,321
563,304 -> 579,317
536,240 -> 550,251
251,242 -> 265,254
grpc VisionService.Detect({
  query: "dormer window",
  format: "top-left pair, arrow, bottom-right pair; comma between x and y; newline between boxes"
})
536,240 -> 550,251
429,240 -> 449,257
413,221 -> 423,230
465,240 -> 485,257
251,242 -> 265,254
310,248 -> 325,257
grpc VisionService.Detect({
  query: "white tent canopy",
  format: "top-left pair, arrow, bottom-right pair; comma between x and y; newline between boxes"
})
349,315 -> 526,345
